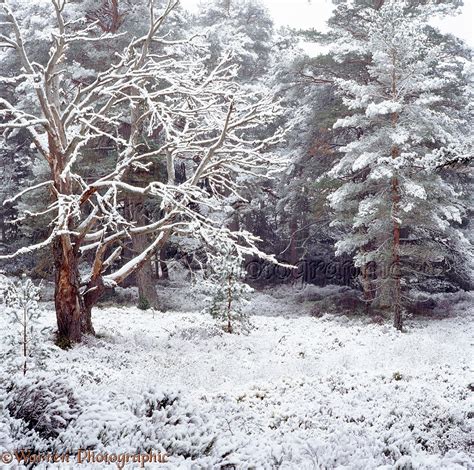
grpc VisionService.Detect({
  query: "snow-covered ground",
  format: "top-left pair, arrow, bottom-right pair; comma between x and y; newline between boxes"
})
1,288 -> 473,469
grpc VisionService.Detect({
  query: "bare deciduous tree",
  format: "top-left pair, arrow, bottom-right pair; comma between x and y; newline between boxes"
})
0,0 -> 285,344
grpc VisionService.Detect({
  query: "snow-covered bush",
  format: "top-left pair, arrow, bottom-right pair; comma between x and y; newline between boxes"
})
5,374 -> 80,441
0,386 -> 14,453
0,355 -> 228,466
204,248 -> 253,333
0,275 -> 53,375
54,386 -> 223,465
131,388 -> 217,459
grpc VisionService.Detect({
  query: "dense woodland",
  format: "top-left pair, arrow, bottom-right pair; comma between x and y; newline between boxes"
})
0,1 -> 473,468
0,0 -> 472,338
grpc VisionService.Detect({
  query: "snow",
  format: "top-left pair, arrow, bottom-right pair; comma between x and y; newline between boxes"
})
365,101 -> 403,119
1,287 -> 472,469
404,181 -> 427,200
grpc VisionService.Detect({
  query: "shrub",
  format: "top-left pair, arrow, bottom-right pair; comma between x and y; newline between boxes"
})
137,295 -> 151,311
54,387 -> 221,464
130,388 -> 217,459
5,374 -> 80,440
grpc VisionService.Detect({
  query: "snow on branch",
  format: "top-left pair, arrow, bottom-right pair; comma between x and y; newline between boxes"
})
3,180 -> 54,207
0,0 -> 286,291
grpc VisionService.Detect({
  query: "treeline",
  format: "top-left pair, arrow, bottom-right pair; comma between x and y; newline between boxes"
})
0,0 -> 472,339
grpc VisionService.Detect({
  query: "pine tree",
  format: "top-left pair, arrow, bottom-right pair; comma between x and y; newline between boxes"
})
325,0 -> 472,329
1,275 -> 52,375
194,0 -> 274,82
204,247 -> 252,333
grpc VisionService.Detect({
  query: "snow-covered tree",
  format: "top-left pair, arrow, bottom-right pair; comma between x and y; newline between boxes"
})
1,275 -> 51,375
0,0 -> 285,344
326,0 -> 472,329
271,49 -> 344,267
191,0 -> 284,259
194,0 -> 274,82
204,246 -> 252,333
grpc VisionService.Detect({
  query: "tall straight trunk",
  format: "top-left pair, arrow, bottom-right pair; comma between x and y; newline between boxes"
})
136,255 -> 159,308
391,176 -> 402,330
390,51 -> 403,331
226,273 -> 233,333
360,262 -> 375,311
131,199 -> 160,309
52,237 -> 84,343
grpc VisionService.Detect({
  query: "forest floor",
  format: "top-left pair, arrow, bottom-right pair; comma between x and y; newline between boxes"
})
1,285 -> 473,469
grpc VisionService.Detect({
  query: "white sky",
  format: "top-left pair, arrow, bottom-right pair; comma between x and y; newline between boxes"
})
181,0 -> 474,47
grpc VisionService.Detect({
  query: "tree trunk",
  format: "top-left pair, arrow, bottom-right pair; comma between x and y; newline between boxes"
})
390,54 -> 403,331
49,134 -> 94,343
360,262 -> 375,311
226,273 -> 233,333
131,200 -> 160,309
158,246 -> 169,280
52,237 -> 84,344
136,255 -> 159,309
391,175 -> 402,330
83,277 -> 104,335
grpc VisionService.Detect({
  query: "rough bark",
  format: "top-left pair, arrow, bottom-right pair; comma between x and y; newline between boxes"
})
136,257 -> 159,309
131,199 -> 160,309
52,237 -> 84,344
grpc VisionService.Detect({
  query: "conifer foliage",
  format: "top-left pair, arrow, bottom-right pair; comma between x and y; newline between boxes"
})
1,275 -> 52,375
325,0 -> 472,329
204,247 -> 252,333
